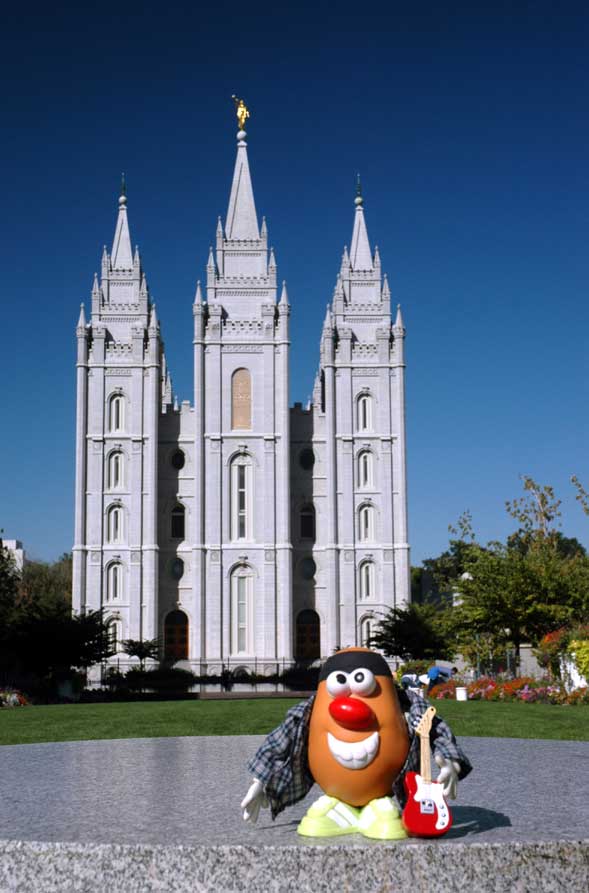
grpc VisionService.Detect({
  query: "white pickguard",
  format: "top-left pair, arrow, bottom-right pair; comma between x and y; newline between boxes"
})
412,775 -> 450,831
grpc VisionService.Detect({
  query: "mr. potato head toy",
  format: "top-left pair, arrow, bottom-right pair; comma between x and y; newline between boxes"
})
242,648 -> 472,840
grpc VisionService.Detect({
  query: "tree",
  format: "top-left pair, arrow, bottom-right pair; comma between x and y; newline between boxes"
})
18,553 -> 72,619
122,638 -> 160,670
447,478 -> 589,671
369,603 -> 455,662
0,536 -> 20,631
3,608 -> 115,684
422,511 -> 483,594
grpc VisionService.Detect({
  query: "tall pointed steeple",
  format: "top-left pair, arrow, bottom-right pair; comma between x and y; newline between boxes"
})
349,176 -> 373,271
111,176 -> 133,269
225,129 -> 259,240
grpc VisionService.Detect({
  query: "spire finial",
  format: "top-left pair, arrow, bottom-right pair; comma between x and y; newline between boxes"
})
355,173 -> 363,206
119,172 -> 127,207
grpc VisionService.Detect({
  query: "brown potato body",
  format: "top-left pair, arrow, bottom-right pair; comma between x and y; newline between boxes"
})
308,675 -> 410,806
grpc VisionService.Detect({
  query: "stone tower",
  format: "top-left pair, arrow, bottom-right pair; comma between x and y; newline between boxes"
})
290,182 -> 410,659
73,185 -> 168,652
192,123 -> 293,670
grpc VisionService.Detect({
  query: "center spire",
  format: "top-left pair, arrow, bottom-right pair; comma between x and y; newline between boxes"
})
225,97 -> 259,240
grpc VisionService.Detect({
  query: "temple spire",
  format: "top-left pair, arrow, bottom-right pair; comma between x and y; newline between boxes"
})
225,127 -> 259,240
111,177 -> 133,269
349,176 -> 373,271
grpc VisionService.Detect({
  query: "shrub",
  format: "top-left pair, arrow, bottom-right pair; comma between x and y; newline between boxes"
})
395,660 -> 430,679
118,667 -> 196,693
568,630 -> 589,681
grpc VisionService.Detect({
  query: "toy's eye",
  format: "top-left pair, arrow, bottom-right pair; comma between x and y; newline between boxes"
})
326,671 -> 350,697
349,668 -> 376,696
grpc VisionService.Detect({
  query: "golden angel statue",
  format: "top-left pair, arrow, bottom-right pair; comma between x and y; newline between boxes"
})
231,95 -> 250,130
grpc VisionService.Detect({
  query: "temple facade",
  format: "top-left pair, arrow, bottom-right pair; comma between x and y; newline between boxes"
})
72,123 -> 410,674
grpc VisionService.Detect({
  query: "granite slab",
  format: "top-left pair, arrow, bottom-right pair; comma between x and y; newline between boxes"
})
0,734 -> 588,890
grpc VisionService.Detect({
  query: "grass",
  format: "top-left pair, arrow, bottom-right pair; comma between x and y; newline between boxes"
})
1,698 -> 588,746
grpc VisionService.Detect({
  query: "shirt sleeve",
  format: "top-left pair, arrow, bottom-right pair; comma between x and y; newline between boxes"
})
247,697 -> 316,819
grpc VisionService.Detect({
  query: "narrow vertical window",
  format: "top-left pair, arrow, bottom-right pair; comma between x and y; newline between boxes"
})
231,456 -> 252,541
300,504 -> 316,541
107,505 -> 123,543
231,369 -> 252,430
231,568 -> 253,654
360,616 -> 373,647
237,575 -> 247,652
107,563 -> 123,601
109,394 -> 125,432
171,505 -> 185,539
358,451 -> 373,488
359,561 -> 375,599
108,451 -> 123,489
238,465 -> 246,538
357,393 -> 372,432
109,619 -> 122,651
359,505 -> 374,542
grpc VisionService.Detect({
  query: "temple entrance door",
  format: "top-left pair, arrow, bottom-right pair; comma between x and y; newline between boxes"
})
164,610 -> 189,661
295,609 -> 320,660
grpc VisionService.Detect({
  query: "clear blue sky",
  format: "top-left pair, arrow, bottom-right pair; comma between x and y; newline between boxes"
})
1,1 -> 587,564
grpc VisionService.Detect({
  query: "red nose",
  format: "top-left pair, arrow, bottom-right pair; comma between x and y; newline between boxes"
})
329,696 -> 375,730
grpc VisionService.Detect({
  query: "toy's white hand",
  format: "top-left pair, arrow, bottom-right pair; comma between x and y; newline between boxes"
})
240,778 -> 268,823
434,754 -> 461,799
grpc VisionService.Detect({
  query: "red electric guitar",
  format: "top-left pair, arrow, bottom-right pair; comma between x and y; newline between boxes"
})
402,706 -> 453,837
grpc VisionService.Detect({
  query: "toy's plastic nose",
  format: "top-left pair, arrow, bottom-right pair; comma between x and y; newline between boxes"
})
329,696 -> 375,729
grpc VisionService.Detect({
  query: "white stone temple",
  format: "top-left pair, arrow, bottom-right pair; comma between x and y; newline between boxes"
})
72,119 -> 410,673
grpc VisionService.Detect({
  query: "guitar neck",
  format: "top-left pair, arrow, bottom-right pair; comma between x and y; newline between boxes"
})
419,729 -> 432,783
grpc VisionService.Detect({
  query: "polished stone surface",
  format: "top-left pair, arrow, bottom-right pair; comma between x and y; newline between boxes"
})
1,734 -> 588,846
1,839 -> 588,893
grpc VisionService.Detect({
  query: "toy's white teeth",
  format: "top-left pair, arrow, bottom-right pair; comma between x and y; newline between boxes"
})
327,731 -> 380,770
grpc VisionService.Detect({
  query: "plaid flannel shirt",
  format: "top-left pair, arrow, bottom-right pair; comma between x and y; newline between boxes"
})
247,688 -> 472,819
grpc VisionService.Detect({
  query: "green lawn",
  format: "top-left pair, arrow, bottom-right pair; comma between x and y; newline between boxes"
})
1,698 -> 588,746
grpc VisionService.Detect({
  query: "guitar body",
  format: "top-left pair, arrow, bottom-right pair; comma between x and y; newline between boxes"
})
402,771 -> 453,837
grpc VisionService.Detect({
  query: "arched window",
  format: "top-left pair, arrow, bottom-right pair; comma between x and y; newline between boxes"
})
171,504 -> 185,539
299,504 -> 316,541
359,561 -> 375,599
108,451 -> 124,489
107,505 -> 123,543
106,562 -> 123,602
358,450 -> 374,489
164,610 -> 189,661
230,455 -> 253,541
109,619 -> 123,652
231,566 -> 253,654
231,368 -> 252,430
358,504 -> 374,542
108,393 -> 125,432
357,393 -> 373,432
295,609 -> 321,660
360,615 -> 374,648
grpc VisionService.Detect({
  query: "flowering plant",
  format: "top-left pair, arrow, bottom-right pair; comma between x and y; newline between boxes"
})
428,676 -> 585,705
0,689 -> 28,708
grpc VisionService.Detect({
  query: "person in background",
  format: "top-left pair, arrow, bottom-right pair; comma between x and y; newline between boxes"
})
419,666 -> 459,693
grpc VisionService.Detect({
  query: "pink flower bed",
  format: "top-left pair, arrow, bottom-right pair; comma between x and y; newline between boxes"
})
428,677 -> 589,705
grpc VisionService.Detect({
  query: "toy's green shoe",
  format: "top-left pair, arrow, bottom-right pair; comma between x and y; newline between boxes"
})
357,797 -> 408,840
297,795 -> 360,837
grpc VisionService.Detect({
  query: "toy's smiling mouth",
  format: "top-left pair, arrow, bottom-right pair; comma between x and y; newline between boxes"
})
327,731 -> 380,770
